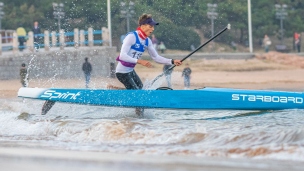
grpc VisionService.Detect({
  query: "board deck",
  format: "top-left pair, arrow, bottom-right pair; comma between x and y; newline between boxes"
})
18,87 -> 304,110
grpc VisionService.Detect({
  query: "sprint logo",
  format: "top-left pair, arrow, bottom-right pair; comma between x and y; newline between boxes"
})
41,90 -> 81,100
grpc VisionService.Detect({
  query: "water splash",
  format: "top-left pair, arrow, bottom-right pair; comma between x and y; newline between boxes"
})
143,76 -> 165,90
25,54 -> 38,87
2,99 -> 304,161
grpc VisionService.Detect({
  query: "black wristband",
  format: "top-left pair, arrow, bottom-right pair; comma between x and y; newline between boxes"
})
171,59 -> 174,64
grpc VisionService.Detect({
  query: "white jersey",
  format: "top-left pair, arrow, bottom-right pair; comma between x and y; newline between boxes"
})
116,31 -> 172,73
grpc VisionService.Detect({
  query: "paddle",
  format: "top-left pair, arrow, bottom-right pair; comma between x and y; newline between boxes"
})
145,24 -> 231,89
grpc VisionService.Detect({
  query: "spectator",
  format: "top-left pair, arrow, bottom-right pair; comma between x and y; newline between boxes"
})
163,64 -> 173,88
158,41 -> 166,54
32,21 -> 41,48
151,34 -> 158,50
263,34 -> 271,53
182,63 -> 192,89
190,44 -> 196,51
16,25 -> 27,51
82,57 -> 92,88
231,41 -> 237,51
295,33 -> 301,53
293,32 -> 298,51
20,63 -> 28,87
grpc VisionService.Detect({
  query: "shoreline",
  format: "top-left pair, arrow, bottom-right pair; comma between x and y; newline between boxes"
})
2,74 -> 304,99
1,56 -> 304,99
1,146 -> 304,171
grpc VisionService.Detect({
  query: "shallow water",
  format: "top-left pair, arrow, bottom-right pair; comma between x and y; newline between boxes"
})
1,97 -> 304,163
0,99 -> 304,161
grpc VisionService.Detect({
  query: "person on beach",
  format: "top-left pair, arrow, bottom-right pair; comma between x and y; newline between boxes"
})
263,34 -> 271,53
82,57 -> 92,88
16,25 -> 27,52
115,13 -> 183,115
151,34 -> 158,50
20,63 -> 28,87
163,64 -> 173,88
158,41 -> 166,53
182,63 -> 192,89
295,32 -> 301,53
32,21 -> 42,49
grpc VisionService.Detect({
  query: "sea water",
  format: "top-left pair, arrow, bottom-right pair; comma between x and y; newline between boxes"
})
0,98 -> 304,170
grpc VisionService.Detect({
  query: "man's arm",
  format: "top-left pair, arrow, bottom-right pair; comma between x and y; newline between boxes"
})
119,34 -> 137,63
147,38 -> 171,65
147,38 -> 182,66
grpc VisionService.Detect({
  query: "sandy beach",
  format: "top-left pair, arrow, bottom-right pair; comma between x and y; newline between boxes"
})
1,52 -> 304,99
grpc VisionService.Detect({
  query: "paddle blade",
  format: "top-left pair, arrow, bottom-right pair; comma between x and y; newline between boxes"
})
143,75 -> 165,90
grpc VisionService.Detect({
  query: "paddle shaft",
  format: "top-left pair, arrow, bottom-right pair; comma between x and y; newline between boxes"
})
171,25 -> 229,69
149,25 -> 229,87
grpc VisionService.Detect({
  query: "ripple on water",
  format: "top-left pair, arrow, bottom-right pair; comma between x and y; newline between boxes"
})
1,99 -> 304,161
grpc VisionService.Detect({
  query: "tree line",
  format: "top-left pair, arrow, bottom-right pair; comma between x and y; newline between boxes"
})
1,0 -> 304,50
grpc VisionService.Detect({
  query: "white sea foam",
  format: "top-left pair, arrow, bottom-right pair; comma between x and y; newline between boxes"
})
1,98 -> 304,162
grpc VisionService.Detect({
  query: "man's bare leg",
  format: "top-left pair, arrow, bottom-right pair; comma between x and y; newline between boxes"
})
107,84 -> 144,116
135,108 -> 144,117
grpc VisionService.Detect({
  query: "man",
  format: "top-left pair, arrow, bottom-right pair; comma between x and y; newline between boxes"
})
163,64 -> 173,88
115,13 -> 183,116
32,21 -> 41,49
263,34 -> 271,53
20,63 -> 28,87
16,25 -> 26,51
151,34 -> 158,49
295,32 -> 301,53
82,57 -> 92,88
182,63 -> 192,89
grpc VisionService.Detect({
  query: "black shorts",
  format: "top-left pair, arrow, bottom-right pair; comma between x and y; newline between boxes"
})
116,70 -> 143,90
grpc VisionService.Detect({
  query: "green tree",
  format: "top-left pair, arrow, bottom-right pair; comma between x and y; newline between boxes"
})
1,0 -> 304,50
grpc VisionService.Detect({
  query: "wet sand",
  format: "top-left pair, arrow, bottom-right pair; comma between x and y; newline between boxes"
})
1,147 -> 304,171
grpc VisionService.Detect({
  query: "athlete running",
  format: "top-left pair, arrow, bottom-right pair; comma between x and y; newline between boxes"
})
115,13 -> 183,116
